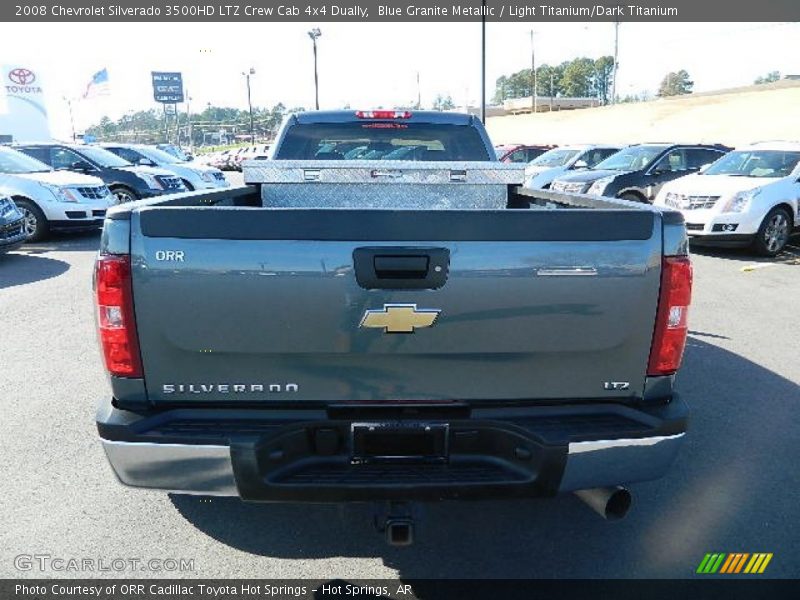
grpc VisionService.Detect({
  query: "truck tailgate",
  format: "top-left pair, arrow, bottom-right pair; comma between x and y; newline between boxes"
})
130,207 -> 662,404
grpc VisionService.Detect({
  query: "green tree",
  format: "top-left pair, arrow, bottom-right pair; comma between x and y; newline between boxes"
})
593,56 -> 615,104
86,102 -> 293,146
493,75 -> 509,103
535,64 -> 566,97
493,57 -> 617,104
432,94 -> 455,110
560,57 -> 595,97
657,70 -> 694,97
754,71 -> 781,85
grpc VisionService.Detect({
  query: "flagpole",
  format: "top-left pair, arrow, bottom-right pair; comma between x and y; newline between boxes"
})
63,96 -> 76,142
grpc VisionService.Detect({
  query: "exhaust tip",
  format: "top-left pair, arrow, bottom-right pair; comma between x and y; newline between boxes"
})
575,486 -> 632,521
604,487 -> 632,521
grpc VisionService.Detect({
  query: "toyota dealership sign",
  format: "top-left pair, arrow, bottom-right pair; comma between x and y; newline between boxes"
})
1,65 -> 50,141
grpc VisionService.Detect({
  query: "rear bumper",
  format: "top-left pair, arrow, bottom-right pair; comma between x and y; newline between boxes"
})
97,397 -> 687,501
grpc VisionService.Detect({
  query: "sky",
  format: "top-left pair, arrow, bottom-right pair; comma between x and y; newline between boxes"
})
0,21 -> 798,139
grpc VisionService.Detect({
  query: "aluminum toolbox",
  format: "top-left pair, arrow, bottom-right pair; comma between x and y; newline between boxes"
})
242,160 -> 526,209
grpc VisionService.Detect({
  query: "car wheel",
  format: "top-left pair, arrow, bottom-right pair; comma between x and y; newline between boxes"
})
111,186 -> 138,203
181,179 -> 195,191
14,198 -> 49,242
619,192 -> 647,203
753,206 -> 792,257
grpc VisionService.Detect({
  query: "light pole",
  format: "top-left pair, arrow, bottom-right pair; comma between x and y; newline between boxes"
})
308,28 -> 321,110
480,1 -> 486,123
184,91 -> 193,152
611,20 -> 620,104
242,68 -> 255,143
530,30 -> 537,114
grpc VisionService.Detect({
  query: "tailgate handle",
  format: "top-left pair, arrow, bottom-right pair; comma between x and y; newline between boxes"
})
374,255 -> 429,279
354,247 -> 449,290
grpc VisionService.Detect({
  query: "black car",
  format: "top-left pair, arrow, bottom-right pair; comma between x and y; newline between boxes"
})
550,143 -> 731,202
13,143 -> 185,203
0,195 -> 27,253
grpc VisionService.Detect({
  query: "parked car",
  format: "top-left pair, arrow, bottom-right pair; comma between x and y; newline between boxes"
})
155,143 -> 193,162
551,143 -> 731,202
96,111 -> 691,539
209,149 -> 237,171
232,145 -> 271,170
524,145 -> 624,189
654,141 -> 800,256
100,144 -> 229,191
0,145 -> 113,241
495,143 -> 556,163
0,194 -> 27,253
13,142 -> 186,204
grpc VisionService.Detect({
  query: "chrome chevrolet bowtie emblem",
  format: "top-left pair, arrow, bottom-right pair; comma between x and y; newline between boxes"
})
359,304 -> 441,334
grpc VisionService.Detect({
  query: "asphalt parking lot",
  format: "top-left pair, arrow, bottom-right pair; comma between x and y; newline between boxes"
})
1,203 -> 798,579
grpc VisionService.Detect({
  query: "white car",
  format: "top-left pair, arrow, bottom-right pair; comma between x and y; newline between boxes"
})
654,142 -> 800,256
524,145 -> 623,189
0,194 -> 27,253
100,144 -> 230,191
233,144 -> 271,170
0,146 -> 114,241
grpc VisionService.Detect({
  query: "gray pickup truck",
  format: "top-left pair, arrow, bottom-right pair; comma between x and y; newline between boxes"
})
95,110 -> 691,543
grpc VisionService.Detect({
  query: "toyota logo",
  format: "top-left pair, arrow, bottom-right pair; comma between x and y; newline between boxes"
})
8,68 -> 36,86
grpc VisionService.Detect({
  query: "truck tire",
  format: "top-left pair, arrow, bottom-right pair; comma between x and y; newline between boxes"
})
14,198 -> 49,242
752,206 -> 791,257
111,186 -> 138,204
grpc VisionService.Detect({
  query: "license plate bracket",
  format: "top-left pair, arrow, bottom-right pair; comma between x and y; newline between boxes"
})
351,422 -> 449,464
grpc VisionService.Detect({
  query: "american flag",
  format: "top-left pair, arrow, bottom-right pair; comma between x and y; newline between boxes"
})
82,68 -> 110,99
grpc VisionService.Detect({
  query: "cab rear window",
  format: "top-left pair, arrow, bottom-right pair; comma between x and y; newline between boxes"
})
275,123 -> 491,161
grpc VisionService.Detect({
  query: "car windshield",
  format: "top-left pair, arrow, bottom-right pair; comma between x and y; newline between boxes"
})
529,148 -> 580,167
75,145 -> 133,167
594,145 -> 665,171
139,146 -> 182,165
703,150 -> 800,178
0,146 -> 52,174
158,144 -> 191,161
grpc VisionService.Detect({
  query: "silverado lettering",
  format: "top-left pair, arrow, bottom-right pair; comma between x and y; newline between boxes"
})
162,383 -> 299,394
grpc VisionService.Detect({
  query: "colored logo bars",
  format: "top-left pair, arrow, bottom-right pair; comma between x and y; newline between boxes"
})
696,552 -> 773,574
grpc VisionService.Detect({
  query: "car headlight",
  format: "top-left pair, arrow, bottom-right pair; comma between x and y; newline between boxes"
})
138,173 -> 163,190
38,182 -> 80,203
723,189 -> 760,213
587,176 -> 615,196
0,197 -> 21,218
197,170 -> 215,183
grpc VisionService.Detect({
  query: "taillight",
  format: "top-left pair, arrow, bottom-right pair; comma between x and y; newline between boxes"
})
648,256 -> 693,376
95,254 -> 142,378
355,110 -> 412,119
